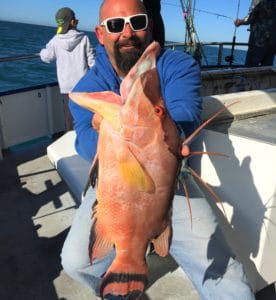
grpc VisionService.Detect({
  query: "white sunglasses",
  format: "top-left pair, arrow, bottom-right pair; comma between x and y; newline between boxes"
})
100,14 -> 148,34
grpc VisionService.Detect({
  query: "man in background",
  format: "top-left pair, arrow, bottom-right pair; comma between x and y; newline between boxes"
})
40,7 -> 95,130
234,0 -> 276,67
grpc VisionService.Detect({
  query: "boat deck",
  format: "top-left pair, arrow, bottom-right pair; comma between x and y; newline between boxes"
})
0,139 -> 198,300
0,138 -> 275,299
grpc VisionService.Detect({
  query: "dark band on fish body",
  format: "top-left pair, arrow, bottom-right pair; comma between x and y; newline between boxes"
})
104,290 -> 142,299
100,272 -> 148,298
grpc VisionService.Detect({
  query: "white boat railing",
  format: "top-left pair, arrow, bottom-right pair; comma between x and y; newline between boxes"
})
1,41 -> 249,68
165,41 -> 249,68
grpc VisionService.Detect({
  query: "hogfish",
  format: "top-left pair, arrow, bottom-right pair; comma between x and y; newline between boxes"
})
70,41 -> 181,299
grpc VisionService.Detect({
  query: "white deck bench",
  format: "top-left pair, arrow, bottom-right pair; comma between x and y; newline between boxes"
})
47,88 -> 276,293
47,130 -> 90,203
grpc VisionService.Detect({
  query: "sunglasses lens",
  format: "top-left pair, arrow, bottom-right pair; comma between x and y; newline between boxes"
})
130,15 -> 147,30
107,18 -> 125,33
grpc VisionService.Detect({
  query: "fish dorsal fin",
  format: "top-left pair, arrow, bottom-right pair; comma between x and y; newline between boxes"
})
117,145 -> 155,193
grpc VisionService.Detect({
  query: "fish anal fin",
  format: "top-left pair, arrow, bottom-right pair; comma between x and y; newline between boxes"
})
151,224 -> 171,257
117,146 -> 155,193
89,232 -> 113,262
89,208 -> 113,262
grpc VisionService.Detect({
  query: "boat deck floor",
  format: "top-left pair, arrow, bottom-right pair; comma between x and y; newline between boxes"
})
0,138 -> 275,300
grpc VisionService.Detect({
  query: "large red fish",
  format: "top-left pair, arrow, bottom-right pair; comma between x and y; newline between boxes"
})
70,41 -> 181,299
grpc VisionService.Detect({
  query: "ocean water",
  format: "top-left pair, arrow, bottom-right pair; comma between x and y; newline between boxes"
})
0,20 -> 99,93
0,20 -> 248,93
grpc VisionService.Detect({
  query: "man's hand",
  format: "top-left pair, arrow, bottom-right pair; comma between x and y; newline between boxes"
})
92,113 -> 103,132
234,18 -> 243,27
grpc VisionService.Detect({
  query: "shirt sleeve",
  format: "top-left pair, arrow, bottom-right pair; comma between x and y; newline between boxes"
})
85,36 -> 96,68
158,50 -> 202,139
242,0 -> 262,24
39,38 -> 56,63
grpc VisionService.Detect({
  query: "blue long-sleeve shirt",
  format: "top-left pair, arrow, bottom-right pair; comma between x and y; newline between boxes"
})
69,44 -> 202,162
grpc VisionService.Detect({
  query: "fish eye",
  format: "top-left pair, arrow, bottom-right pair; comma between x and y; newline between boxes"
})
154,105 -> 165,117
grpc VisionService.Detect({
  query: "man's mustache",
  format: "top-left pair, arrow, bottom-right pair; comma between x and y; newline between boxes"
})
116,38 -> 142,49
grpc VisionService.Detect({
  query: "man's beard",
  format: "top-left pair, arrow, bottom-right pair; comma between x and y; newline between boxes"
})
114,37 -> 146,76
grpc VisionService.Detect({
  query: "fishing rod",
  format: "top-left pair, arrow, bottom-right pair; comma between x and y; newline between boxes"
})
163,1 -> 234,20
0,53 -> 40,63
225,0 -> 241,66
195,8 -> 234,20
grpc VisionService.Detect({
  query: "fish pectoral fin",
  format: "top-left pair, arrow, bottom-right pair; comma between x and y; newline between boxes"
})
151,225 -> 171,257
118,146 -> 155,193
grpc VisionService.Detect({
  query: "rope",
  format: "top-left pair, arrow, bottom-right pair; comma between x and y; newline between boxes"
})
0,53 -> 40,63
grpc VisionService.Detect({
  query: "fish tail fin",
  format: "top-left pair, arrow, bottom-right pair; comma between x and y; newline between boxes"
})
100,258 -> 148,299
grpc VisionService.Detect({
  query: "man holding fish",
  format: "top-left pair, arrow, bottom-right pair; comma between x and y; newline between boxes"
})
61,0 -> 255,299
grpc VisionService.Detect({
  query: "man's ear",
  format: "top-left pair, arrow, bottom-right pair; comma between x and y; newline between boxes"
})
95,25 -> 104,45
70,19 -> 77,27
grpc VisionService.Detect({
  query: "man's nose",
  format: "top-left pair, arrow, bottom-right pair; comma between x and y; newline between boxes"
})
122,23 -> 134,37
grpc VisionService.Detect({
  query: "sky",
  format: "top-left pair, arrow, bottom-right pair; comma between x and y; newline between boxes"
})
0,0 -> 252,43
